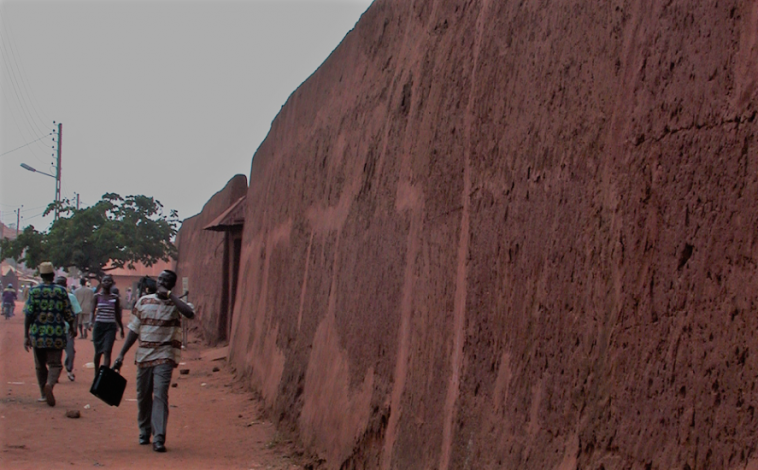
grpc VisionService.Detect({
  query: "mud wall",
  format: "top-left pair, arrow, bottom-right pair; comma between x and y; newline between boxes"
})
229,1 -> 758,469
175,174 -> 247,345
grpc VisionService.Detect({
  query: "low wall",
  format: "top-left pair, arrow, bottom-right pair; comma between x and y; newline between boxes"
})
175,174 -> 247,345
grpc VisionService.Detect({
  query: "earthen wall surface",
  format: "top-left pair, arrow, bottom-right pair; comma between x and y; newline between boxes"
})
230,1 -> 758,468
175,174 -> 247,345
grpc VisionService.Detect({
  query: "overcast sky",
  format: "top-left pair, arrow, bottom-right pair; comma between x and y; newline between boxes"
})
0,0 -> 372,232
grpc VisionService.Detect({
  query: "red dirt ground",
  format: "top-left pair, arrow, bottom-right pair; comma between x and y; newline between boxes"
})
0,301 -> 305,470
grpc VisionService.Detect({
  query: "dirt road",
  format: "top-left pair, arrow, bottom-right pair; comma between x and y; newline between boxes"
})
0,301 -> 304,470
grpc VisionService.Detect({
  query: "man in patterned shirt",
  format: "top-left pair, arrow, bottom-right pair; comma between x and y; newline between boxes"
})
114,269 -> 194,453
24,262 -> 75,407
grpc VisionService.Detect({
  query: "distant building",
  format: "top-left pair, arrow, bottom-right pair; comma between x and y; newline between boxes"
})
0,219 -> 35,294
100,259 -> 176,305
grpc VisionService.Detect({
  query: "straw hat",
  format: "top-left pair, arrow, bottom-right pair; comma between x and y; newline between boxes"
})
39,262 -> 55,274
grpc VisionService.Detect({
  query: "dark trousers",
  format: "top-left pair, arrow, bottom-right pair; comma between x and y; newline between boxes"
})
136,363 -> 173,444
64,331 -> 75,373
33,348 -> 63,396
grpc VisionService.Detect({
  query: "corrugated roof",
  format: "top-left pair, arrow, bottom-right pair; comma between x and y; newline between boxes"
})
203,195 -> 246,232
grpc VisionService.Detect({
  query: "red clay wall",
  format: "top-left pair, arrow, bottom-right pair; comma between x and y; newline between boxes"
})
175,174 -> 247,345
230,1 -> 758,469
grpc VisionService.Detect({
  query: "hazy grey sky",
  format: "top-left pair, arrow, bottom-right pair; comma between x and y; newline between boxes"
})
1,0 -> 372,231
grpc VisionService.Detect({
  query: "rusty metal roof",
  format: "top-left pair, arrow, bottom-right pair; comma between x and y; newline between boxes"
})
203,195 -> 246,231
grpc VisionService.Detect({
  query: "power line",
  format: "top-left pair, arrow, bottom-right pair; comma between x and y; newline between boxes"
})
20,209 -> 47,222
0,133 -> 52,157
0,208 -> 47,227
1,208 -> 44,224
0,67 -> 44,150
0,13 -> 51,137
0,44 -> 47,142
3,32 -> 52,133
0,203 -> 48,213
0,14 -> 55,170
0,72 -> 52,166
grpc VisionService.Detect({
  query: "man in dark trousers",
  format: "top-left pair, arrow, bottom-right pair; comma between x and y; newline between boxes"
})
114,270 -> 194,453
24,262 -> 75,406
2,283 -> 17,319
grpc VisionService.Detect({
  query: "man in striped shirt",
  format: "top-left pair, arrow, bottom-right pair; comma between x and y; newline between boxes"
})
114,270 -> 194,453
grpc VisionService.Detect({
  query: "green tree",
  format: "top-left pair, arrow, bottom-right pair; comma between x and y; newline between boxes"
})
0,225 -> 48,269
0,193 -> 179,279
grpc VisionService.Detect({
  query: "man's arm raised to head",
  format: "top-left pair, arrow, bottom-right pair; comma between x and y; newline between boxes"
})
168,293 -> 194,319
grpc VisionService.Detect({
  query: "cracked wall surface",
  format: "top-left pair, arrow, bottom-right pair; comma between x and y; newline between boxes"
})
228,1 -> 758,468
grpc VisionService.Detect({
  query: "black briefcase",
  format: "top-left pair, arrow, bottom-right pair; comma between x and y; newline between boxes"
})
90,366 -> 127,407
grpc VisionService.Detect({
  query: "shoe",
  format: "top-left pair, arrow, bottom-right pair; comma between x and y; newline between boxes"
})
153,442 -> 166,453
67,372 -> 75,382
139,436 -> 150,445
36,396 -> 46,402
43,384 -> 55,407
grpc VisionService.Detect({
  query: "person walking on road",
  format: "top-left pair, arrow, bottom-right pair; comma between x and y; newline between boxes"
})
3,283 -> 17,319
74,278 -> 94,339
55,276 -> 82,381
91,275 -> 124,372
23,262 -> 75,406
114,270 -> 195,453
125,287 -> 135,310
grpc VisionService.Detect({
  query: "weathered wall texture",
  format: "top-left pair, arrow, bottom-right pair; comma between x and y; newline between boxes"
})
229,1 -> 758,468
175,174 -> 247,345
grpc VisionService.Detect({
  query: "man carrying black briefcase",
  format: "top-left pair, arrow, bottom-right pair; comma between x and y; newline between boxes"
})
113,270 -> 194,453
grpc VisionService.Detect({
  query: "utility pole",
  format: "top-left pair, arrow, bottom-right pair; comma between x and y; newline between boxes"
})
20,121 -> 62,220
55,123 -> 62,220
14,206 -> 22,271
15,206 -> 22,236
76,192 -> 80,210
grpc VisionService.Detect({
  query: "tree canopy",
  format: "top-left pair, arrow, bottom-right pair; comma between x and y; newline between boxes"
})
0,193 -> 179,279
